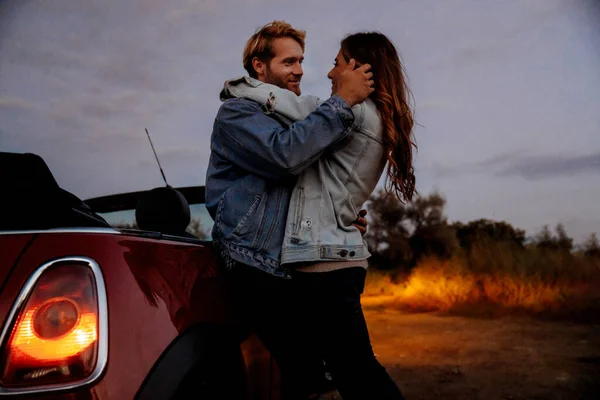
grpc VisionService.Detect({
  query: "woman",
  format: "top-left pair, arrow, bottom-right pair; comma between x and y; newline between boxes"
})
223,31 -> 415,400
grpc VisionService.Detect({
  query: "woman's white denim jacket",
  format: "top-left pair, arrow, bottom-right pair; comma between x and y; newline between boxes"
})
221,77 -> 386,265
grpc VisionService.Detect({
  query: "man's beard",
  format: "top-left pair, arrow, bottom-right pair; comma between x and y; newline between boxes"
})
264,66 -> 287,89
264,66 -> 300,95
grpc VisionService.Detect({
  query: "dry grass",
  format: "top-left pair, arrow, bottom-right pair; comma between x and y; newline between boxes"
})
363,254 -> 600,322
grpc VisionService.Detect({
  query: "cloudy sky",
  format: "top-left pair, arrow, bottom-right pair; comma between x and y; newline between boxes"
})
1,0 -> 599,242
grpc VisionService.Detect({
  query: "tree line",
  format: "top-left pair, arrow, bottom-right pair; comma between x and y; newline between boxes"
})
365,190 -> 600,279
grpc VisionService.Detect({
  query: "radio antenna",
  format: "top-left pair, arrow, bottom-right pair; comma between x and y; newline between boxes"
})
144,128 -> 169,187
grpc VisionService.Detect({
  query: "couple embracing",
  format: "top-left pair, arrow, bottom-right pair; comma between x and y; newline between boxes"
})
206,20 -> 416,400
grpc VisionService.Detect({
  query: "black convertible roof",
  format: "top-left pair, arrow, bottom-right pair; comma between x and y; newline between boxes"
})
0,151 -> 110,229
0,151 -> 206,230
84,186 -> 206,214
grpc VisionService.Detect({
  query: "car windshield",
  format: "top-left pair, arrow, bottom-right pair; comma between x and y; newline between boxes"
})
98,203 -> 213,240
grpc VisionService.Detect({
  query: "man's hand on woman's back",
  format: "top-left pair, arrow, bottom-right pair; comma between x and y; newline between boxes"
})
352,209 -> 369,236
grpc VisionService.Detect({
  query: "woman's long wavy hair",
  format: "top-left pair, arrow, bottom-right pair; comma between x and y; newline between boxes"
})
340,32 -> 416,202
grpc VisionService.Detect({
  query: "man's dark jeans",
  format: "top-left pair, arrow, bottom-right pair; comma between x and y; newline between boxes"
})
228,264 -> 404,400
227,264 -> 333,400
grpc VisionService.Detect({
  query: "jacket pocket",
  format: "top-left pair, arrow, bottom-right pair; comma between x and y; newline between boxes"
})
291,187 -> 305,235
233,194 -> 262,236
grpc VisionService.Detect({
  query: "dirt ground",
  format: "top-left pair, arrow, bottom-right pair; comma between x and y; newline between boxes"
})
361,307 -> 600,400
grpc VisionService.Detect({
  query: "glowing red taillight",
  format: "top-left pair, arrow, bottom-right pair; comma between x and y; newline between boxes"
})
0,257 -> 107,391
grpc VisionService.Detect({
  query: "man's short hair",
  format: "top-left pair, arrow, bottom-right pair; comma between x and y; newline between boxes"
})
243,20 -> 306,78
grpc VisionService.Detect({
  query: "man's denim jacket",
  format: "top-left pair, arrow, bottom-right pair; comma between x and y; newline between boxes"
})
220,77 -> 387,267
205,77 -> 356,278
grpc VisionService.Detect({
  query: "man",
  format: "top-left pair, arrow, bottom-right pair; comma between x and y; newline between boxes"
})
205,21 -> 373,399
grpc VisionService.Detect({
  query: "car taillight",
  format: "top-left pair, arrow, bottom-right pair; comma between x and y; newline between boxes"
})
0,257 -> 107,392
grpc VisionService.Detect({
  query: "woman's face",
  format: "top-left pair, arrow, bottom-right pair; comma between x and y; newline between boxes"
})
327,49 -> 348,96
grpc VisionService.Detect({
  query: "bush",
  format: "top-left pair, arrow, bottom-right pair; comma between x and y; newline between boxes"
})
362,190 -> 600,321
364,239 -> 600,321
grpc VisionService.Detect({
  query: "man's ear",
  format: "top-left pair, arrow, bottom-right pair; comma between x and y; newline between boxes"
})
252,57 -> 266,77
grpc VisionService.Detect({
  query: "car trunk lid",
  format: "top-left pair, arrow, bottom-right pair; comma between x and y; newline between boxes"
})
0,233 -> 36,290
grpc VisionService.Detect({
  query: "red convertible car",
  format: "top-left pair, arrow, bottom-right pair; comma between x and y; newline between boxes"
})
0,151 -> 293,399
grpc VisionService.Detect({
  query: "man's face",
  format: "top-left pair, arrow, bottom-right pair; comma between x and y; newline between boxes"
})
260,37 -> 304,95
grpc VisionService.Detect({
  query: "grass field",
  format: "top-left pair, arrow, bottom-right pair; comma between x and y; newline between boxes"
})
363,254 -> 600,322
